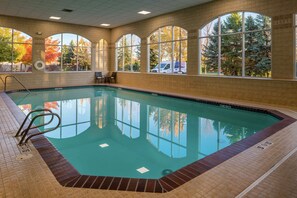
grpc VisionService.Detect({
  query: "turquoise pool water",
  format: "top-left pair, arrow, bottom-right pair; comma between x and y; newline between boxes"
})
8,86 -> 280,179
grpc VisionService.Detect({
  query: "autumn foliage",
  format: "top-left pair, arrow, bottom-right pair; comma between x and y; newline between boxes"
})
45,37 -> 61,64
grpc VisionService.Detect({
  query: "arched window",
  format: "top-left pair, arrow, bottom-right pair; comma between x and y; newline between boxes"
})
97,39 -> 108,72
148,26 -> 187,74
45,33 -> 91,72
0,27 -> 32,72
115,34 -> 141,72
199,12 -> 271,77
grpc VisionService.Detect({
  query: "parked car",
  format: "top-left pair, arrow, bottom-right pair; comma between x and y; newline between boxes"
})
151,61 -> 187,73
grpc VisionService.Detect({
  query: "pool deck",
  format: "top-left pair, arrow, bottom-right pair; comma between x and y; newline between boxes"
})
1,86 -> 297,197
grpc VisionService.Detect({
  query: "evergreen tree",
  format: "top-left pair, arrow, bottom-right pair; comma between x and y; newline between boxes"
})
221,13 -> 242,76
201,21 -> 219,73
132,45 -> 141,72
61,41 -> 76,71
245,15 -> 259,76
253,15 -> 271,77
201,12 -> 271,77
149,47 -> 159,70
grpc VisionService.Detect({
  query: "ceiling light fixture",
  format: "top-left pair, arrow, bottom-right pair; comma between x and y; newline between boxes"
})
100,23 -> 110,27
49,16 -> 61,20
138,10 -> 151,15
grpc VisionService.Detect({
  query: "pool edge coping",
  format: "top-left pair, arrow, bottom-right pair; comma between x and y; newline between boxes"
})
1,85 -> 296,193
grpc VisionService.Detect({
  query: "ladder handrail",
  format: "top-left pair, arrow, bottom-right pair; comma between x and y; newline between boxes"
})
19,112 -> 61,145
4,75 -> 30,93
15,109 -> 54,137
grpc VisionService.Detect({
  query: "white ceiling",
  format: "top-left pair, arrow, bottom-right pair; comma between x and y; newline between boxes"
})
0,0 -> 213,28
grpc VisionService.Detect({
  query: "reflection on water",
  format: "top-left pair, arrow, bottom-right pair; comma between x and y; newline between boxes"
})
18,104 -> 31,118
147,105 -> 187,158
95,95 -> 107,129
17,95 -> 262,157
12,87 -> 280,179
43,99 -> 91,138
115,97 -> 140,139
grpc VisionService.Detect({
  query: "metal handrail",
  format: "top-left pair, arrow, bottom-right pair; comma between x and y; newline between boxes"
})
4,75 -> 30,93
15,109 -> 54,137
18,112 -> 61,145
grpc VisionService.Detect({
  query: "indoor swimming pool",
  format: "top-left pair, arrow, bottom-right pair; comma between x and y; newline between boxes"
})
8,86 -> 281,180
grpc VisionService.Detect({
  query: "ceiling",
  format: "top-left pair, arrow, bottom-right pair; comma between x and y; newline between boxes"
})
0,0 -> 213,28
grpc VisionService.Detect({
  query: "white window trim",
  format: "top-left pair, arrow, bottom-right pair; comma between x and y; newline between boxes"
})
115,34 -> 141,72
147,26 -> 188,75
0,28 -> 33,73
198,12 -> 272,78
45,33 -> 92,72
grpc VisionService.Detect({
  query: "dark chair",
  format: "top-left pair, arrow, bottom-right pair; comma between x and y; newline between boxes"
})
106,72 -> 117,83
95,72 -> 104,83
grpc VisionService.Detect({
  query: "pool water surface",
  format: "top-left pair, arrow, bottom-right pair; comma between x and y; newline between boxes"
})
8,86 -> 280,179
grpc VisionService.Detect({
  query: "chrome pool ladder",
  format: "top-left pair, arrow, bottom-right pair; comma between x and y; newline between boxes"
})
15,109 -> 61,145
0,75 -> 30,93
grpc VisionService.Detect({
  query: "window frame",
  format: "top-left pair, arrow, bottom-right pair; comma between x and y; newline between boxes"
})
115,34 -> 141,72
147,26 -> 188,74
198,12 -> 272,78
45,33 -> 92,72
0,27 -> 33,73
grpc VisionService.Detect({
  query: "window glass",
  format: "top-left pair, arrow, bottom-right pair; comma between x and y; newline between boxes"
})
200,19 -> 219,37
116,34 -> 141,72
221,34 -> 243,76
45,33 -> 91,72
0,27 -> 32,72
221,12 -> 243,34
199,12 -> 271,78
148,26 -> 187,74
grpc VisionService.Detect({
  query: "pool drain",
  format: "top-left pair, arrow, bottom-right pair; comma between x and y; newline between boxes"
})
162,169 -> 173,175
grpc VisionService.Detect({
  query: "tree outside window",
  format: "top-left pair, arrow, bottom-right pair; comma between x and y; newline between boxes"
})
199,12 -> 271,78
115,34 -> 141,72
0,27 -> 32,72
45,33 -> 91,72
148,26 -> 188,74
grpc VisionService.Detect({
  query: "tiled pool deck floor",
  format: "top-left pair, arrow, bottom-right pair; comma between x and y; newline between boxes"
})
1,87 -> 297,197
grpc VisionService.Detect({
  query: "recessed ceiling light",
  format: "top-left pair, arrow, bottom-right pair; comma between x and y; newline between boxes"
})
138,10 -> 151,15
101,23 -> 110,27
49,16 -> 61,20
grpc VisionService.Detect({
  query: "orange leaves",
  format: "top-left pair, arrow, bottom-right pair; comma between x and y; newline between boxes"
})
45,37 -> 61,64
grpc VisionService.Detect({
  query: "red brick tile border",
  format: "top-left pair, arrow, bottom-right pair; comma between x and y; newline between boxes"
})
1,86 -> 296,193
